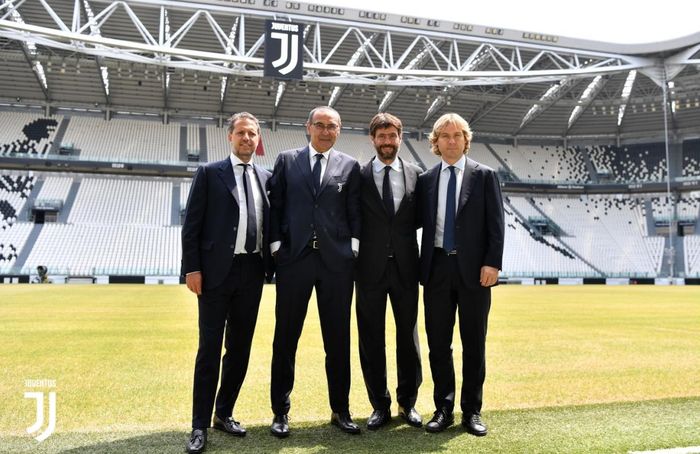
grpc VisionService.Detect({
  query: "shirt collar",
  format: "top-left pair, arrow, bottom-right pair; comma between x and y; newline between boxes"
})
230,153 -> 253,168
309,143 -> 333,160
441,155 -> 466,173
372,156 -> 402,174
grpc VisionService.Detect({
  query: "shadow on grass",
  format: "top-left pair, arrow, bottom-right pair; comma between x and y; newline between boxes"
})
55,419 -> 466,453
7,398 -> 699,453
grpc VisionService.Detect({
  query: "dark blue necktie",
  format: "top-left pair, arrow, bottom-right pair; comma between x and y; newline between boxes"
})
382,166 -> 394,217
239,164 -> 257,253
312,154 -> 323,195
443,165 -> 456,252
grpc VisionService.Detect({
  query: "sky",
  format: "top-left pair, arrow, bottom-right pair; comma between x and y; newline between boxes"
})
308,0 -> 699,44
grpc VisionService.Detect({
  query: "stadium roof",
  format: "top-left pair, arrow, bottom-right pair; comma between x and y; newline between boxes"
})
1,0 -> 699,141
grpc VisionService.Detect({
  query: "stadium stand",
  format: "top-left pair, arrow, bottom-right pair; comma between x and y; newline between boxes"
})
530,194 -> 665,276
491,144 -> 591,183
682,138 -> 700,177
61,116 -> 180,162
0,222 -> 34,273
0,173 -> 34,229
2,112 -> 700,280
35,176 -> 73,204
204,124 -> 230,164
333,131 -> 375,165
22,223 -> 181,275
67,177 -> 171,226
502,197 -> 597,277
586,143 -> 667,183
685,235 -> 700,277
0,111 -> 61,156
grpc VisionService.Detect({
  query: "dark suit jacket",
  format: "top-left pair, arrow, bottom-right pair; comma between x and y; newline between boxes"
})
268,146 -> 361,272
356,157 -> 421,285
181,157 -> 273,290
417,157 -> 504,287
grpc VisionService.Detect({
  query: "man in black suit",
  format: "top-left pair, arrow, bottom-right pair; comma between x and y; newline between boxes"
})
417,113 -> 504,436
355,113 -> 423,430
181,112 -> 273,453
268,106 -> 362,436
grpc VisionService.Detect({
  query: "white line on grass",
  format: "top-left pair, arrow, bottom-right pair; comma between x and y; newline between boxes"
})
630,447 -> 700,454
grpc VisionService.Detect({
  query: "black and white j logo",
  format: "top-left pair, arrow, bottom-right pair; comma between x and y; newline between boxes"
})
264,20 -> 303,80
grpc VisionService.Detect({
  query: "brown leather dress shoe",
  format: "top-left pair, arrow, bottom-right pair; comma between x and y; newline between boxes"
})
212,415 -> 246,437
185,428 -> 207,454
462,413 -> 488,436
398,406 -> 423,428
425,409 -> 454,433
331,412 -> 361,434
270,414 -> 290,438
366,409 -> 391,430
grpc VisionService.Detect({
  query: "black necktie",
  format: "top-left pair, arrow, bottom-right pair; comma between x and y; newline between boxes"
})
382,165 -> 394,217
312,154 -> 323,194
239,164 -> 257,253
443,165 -> 456,252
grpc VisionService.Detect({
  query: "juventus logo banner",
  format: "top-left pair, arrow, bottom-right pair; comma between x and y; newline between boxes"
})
264,20 -> 304,80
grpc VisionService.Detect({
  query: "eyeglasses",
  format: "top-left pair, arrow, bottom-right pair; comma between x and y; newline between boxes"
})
311,122 -> 339,132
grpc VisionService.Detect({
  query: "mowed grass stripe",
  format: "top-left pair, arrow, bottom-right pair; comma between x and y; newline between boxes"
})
1,285 -> 699,453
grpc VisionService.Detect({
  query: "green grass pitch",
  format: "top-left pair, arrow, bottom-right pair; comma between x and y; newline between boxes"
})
1,284 -> 699,453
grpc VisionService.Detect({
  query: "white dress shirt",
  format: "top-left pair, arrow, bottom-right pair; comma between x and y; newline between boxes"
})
372,157 -> 405,213
434,155 -> 465,248
230,153 -> 264,254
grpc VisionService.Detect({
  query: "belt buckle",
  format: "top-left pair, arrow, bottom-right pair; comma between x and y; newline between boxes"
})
446,249 -> 457,256
311,239 -> 319,250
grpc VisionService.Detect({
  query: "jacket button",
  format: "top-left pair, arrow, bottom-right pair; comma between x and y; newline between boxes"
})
233,226 -> 238,231
229,244 -> 235,249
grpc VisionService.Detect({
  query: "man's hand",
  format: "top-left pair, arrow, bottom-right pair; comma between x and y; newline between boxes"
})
186,271 -> 203,295
480,266 -> 499,287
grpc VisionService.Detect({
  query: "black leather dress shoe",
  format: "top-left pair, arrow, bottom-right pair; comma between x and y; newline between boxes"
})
270,414 -> 290,438
366,409 -> 391,430
425,409 -> 454,433
185,428 -> 207,454
331,412 -> 361,434
213,415 -> 246,437
462,413 -> 488,436
398,406 -> 423,428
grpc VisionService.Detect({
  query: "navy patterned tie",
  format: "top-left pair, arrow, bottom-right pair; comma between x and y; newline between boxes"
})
443,165 -> 456,252
312,154 -> 323,195
239,164 -> 257,253
382,165 -> 394,217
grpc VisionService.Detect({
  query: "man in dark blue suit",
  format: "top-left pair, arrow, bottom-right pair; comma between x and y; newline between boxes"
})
268,106 -> 362,436
181,112 -> 273,454
417,113 -> 504,436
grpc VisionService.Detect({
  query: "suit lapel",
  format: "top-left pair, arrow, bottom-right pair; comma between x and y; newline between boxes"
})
396,157 -> 415,216
217,158 -> 239,207
364,157 -> 386,214
251,163 -> 269,209
426,164 -> 440,226
292,147 -> 315,195
318,150 -> 338,194
457,158 -> 477,217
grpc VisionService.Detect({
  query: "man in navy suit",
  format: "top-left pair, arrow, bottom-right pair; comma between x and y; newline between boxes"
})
268,106 -> 362,436
182,112 -> 273,454
355,113 -> 423,430
417,113 -> 504,436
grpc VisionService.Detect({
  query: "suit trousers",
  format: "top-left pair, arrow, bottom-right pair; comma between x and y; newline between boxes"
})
356,258 -> 422,410
271,248 -> 354,415
191,254 -> 264,429
423,252 -> 491,415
